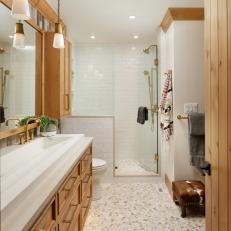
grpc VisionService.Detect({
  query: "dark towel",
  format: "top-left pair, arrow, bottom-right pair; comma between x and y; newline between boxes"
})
0,106 -> 5,123
188,113 -> 207,168
137,107 -> 148,124
188,113 -> 205,135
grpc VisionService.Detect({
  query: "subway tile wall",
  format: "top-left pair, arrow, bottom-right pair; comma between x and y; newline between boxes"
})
62,44 -> 158,180
61,117 -> 114,183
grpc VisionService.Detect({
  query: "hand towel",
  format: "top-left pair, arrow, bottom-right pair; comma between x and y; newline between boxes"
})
188,113 -> 207,168
0,106 -> 5,123
137,107 -> 148,124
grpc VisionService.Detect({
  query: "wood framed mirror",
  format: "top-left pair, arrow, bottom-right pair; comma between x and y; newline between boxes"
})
0,2 -> 42,134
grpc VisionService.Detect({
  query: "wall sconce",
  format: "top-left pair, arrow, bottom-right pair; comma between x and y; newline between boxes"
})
53,0 -> 65,49
11,0 -> 30,20
13,22 -> 25,49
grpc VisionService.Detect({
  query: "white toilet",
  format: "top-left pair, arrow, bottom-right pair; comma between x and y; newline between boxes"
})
92,158 -> 107,201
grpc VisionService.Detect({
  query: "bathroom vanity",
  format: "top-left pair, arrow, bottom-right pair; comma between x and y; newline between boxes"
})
0,134 -> 93,231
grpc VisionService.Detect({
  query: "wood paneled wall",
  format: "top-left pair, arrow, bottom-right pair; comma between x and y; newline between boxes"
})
205,0 -> 231,230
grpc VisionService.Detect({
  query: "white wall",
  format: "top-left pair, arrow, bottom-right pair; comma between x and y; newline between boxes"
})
159,21 -> 204,182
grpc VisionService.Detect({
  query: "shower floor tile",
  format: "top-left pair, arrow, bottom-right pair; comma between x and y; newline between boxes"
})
115,159 -> 157,176
83,183 -> 205,231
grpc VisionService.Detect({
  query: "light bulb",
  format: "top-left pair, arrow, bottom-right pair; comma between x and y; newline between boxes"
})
53,33 -> 65,49
11,0 -> 30,20
13,33 -> 25,48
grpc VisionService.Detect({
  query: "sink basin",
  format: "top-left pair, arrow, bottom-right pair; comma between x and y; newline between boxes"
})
0,134 -> 84,210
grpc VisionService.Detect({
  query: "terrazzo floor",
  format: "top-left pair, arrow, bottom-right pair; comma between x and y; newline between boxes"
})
83,183 -> 205,231
115,159 -> 157,176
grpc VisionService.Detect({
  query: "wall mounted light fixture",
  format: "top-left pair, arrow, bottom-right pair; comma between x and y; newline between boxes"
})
13,21 -> 25,49
53,0 -> 65,49
11,0 -> 30,20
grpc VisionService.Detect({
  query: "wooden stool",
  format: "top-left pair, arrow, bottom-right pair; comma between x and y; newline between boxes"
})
172,180 -> 205,217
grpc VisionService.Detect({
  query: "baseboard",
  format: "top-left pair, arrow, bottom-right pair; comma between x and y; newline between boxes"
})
165,174 -> 173,196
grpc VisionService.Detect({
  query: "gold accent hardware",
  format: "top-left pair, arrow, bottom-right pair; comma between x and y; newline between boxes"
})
143,45 -> 157,54
177,115 -> 189,120
19,133 -> 25,145
5,118 -> 20,126
154,58 -> 159,66
54,22 -> 63,34
148,105 -> 159,113
154,154 -> 159,161
15,22 -> 24,35
29,129 -> 34,140
25,117 -> 41,143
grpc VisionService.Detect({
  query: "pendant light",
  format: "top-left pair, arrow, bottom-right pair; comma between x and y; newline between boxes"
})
13,21 -> 25,49
53,0 -> 65,49
11,0 -> 30,20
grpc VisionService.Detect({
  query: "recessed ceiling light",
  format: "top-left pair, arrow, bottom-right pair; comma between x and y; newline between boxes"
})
129,15 -> 136,20
133,35 -> 139,39
9,35 -> 14,38
90,35 -> 96,39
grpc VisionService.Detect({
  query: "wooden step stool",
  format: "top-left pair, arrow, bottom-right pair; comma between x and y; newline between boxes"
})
172,180 -> 205,217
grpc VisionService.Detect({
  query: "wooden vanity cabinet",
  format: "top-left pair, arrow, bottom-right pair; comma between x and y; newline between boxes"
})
44,32 -> 72,119
30,145 -> 92,231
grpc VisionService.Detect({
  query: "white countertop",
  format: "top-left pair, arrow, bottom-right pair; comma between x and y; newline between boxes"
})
0,134 -> 93,231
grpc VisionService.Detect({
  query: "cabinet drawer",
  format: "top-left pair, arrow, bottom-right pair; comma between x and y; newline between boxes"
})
58,164 -> 81,213
59,204 -> 81,231
82,176 -> 92,203
81,152 -> 92,179
31,198 -> 56,231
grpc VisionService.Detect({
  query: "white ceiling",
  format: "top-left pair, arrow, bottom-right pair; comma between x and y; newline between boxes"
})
47,0 -> 204,44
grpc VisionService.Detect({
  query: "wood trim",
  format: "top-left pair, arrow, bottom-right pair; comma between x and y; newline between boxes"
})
161,8 -> 204,32
218,0 -> 228,229
228,0 -> 231,230
35,31 -> 43,116
204,1 -> 212,230
164,174 -> 172,196
0,122 -> 39,140
210,0 -> 219,229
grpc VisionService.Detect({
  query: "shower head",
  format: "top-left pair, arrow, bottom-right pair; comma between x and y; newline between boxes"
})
144,70 -> 149,76
143,48 -> 150,54
143,45 -> 157,54
0,48 -> 5,54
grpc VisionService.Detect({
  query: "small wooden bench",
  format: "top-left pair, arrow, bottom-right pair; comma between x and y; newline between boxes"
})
172,180 -> 205,217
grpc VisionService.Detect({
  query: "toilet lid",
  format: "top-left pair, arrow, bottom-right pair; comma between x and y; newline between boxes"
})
93,158 -> 106,169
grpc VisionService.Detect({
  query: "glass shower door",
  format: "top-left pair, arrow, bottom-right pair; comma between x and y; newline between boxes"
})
114,45 -> 159,176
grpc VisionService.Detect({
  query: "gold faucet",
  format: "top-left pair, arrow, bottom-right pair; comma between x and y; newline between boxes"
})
5,118 -> 20,126
25,117 -> 41,142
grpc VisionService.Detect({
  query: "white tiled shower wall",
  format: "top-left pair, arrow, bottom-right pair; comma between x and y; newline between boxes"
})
62,44 -> 159,181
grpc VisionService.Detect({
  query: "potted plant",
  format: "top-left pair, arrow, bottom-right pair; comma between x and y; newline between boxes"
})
39,116 -> 57,137
18,115 -> 57,137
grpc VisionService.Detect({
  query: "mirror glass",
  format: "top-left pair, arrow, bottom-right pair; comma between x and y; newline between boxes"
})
0,3 -> 36,130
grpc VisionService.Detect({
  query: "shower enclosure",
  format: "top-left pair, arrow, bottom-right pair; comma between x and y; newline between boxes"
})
114,44 -> 159,176
72,44 -> 159,177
